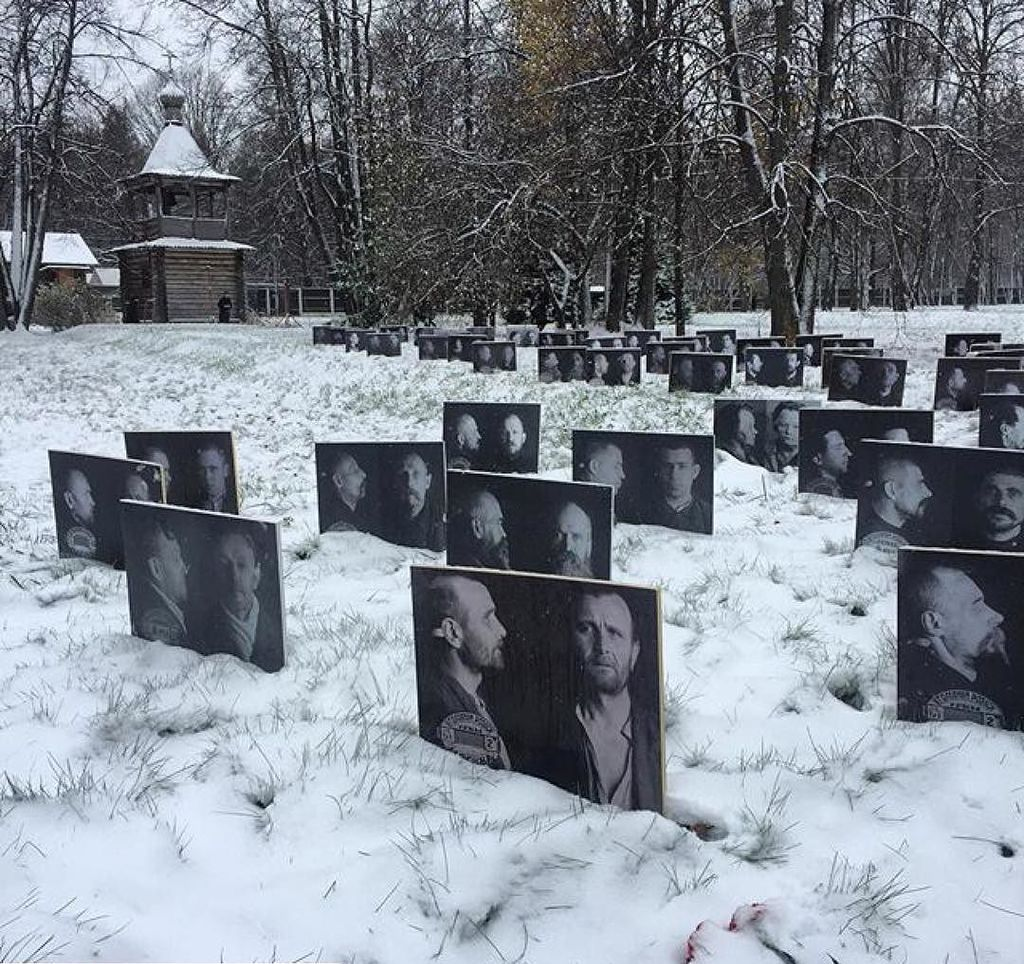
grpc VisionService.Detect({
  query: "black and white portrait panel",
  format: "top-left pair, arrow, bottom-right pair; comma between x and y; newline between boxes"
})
621,329 -> 661,349
313,326 -> 350,346
447,334 -> 488,362
798,409 -> 935,499
538,346 -> 587,383
446,472 -> 613,579
945,332 -> 1002,357
744,346 -> 805,387
381,324 -> 410,343
538,330 -> 576,347
714,400 -> 814,471
443,402 -> 541,474
827,354 -> 905,406
124,431 -> 239,514
795,334 -> 839,368
473,341 -> 517,373
343,329 -> 366,352
572,431 -> 714,533
696,328 -> 737,355
592,348 -> 642,386
821,345 -> 881,385
315,441 -> 446,551
505,325 -> 540,347
898,547 -> 1023,730
48,450 -> 165,568
979,394 -> 1024,450
934,357 -> 1022,412
410,565 -> 665,809
418,335 -> 450,360
854,441 -> 953,553
121,501 -> 285,673
365,331 -> 402,356
735,337 -> 783,365
951,448 -> 1024,554
645,341 -> 673,375
668,352 -> 733,394
983,369 -> 1024,395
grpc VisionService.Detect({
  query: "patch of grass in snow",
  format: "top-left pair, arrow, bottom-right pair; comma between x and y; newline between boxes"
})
820,535 -> 854,556
723,778 -> 798,865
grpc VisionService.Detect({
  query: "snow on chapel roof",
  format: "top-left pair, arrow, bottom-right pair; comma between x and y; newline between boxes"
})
0,231 -> 98,268
140,124 -> 238,182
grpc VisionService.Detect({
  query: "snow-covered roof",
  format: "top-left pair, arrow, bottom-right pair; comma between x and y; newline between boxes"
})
107,237 -> 254,254
0,231 -> 99,268
89,266 -> 120,287
140,124 -> 238,182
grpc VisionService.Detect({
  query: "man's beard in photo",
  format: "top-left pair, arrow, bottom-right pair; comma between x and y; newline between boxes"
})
548,548 -> 593,578
482,537 -> 510,569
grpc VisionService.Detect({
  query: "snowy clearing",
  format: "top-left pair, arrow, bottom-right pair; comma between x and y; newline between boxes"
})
0,307 -> 1022,964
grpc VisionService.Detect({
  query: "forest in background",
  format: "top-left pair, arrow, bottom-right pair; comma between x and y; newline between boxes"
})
4,0 -> 1024,334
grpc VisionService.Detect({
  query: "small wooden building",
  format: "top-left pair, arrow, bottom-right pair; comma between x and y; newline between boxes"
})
111,83 -> 252,322
0,231 -> 99,286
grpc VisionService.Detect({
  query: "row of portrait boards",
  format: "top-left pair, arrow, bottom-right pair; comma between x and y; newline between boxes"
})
316,321 -> 1024,415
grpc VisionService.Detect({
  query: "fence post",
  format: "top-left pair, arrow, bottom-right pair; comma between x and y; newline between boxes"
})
297,287 -> 304,316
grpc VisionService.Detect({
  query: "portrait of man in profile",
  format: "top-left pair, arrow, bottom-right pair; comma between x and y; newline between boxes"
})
857,453 -> 934,552
935,364 -> 969,411
325,450 -> 370,533
899,558 -> 1020,729
133,519 -> 190,646
58,466 -> 98,559
981,399 -> 1024,449
588,352 -> 610,386
447,412 -> 482,470
719,403 -> 759,464
805,427 -> 852,497
417,574 -> 511,769
447,489 -> 511,569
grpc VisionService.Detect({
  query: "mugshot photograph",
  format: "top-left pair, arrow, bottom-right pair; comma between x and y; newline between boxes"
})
735,336 -> 782,364
982,369 -> 1024,395
854,441 -> 953,554
746,346 -> 804,388
313,326 -> 349,346
950,449 -> 1024,554
798,409 -> 935,499
125,430 -> 238,513
477,341 -> 517,373
857,357 -> 908,407
442,403 -> 542,475
572,430 -> 714,534
48,450 -> 166,568
822,351 -> 882,403
314,443 -> 380,536
944,332 -> 1002,357
795,334 -> 841,368
714,400 -> 811,471
668,352 -> 732,394
621,329 -> 660,349
418,335 -> 449,360
410,565 -> 665,810
381,324 -> 409,343
933,357 -> 1022,412
645,342 -> 671,375
600,348 -> 643,386
378,444 -> 447,551
539,330 -> 575,347
696,328 -> 737,355
898,547 -> 1023,730
446,472 -> 613,580
124,502 -> 285,673
447,334 -> 488,362
979,395 -> 1024,450
587,335 -> 628,349
821,345 -> 882,387
540,347 -> 587,383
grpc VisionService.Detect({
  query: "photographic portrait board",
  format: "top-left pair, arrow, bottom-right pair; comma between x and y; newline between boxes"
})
381,324 -> 410,343
713,400 -> 816,472
645,341 -> 676,375
796,334 -> 842,367
49,450 -> 166,568
572,430 -> 714,533
447,334 -> 489,362
979,394 -> 1024,450
897,546 -> 1023,730
586,335 -> 629,349
121,500 -> 285,673
124,430 -> 239,514
945,332 -> 1002,357
585,348 -> 642,386
410,564 -> 665,809
315,441 -> 446,550
312,326 -> 349,346
695,328 -> 737,354
668,352 -> 733,394
473,340 -> 517,373
950,446 -> 1024,553
798,408 -> 935,499
443,402 -> 541,474
974,348 -> 1024,360
621,329 -> 661,349
821,346 -> 884,387
743,346 -> 805,387
365,331 -> 403,356
854,440 -> 954,553
983,369 -> 1024,395
933,356 -> 1023,412
826,354 -> 907,406
505,325 -> 540,347
418,335 -> 450,360
735,336 -> 784,363
446,471 -> 613,579
538,330 -> 577,347
537,346 -> 587,383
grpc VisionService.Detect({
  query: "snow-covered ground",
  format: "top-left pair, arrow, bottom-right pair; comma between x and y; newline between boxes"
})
0,307 -> 1021,963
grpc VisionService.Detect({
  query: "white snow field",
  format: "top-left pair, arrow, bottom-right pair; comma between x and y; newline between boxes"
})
0,307 -> 1022,964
